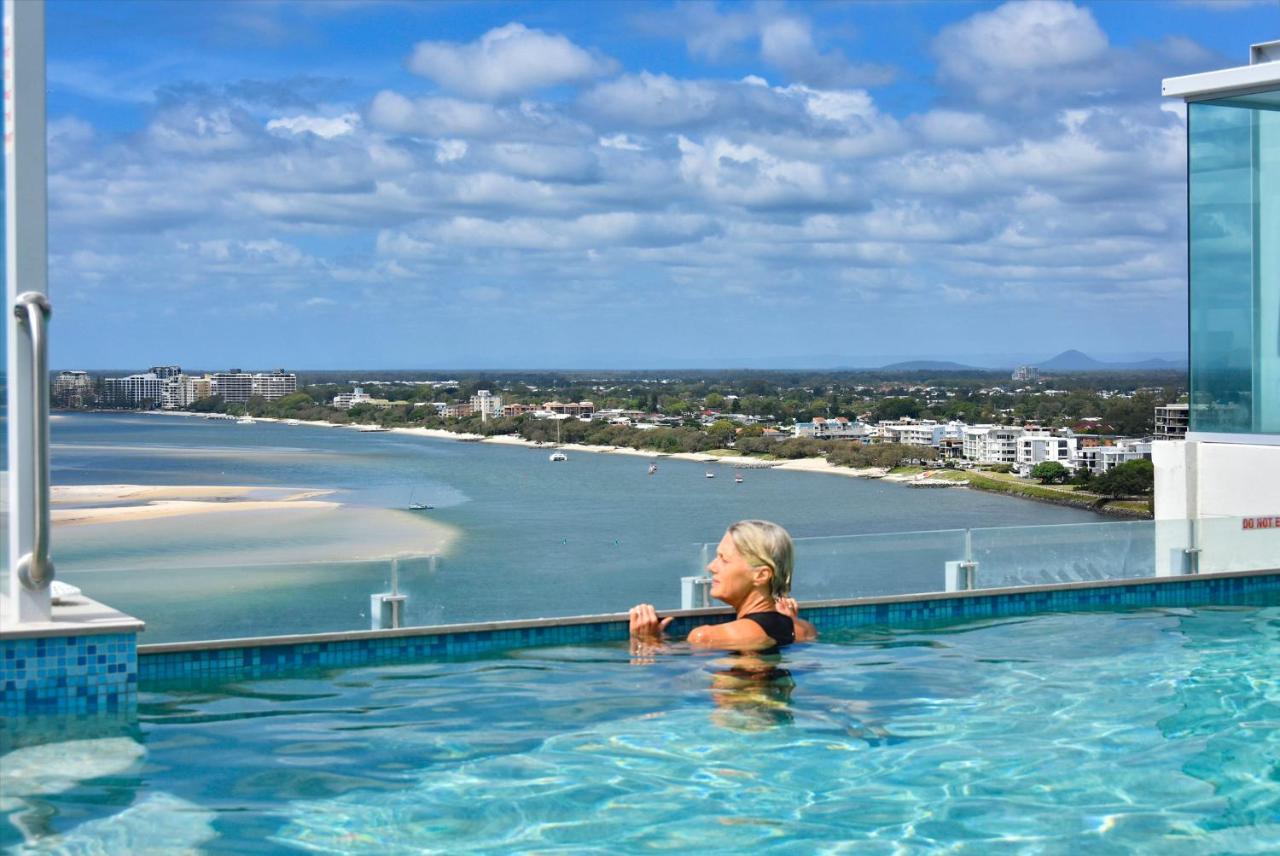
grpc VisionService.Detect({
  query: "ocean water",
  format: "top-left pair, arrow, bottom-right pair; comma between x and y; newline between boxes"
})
44,413 -> 1105,642
3,602 -> 1278,853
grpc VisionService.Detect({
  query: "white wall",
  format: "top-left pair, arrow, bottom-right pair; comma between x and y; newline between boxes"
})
1153,440 -> 1280,575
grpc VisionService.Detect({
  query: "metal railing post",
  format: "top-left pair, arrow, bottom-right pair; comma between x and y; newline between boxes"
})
5,0 -> 52,624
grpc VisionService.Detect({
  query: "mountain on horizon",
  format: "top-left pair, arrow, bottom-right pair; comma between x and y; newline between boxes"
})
878,360 -> 978,371
1035,350 -> 1185,371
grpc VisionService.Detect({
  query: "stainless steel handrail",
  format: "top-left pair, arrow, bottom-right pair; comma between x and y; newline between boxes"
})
14,291 -> 54,591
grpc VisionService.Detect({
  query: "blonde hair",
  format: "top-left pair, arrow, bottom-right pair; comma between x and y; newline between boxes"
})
727,520 -> 794,598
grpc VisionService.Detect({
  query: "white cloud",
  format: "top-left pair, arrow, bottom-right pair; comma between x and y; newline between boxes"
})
266,113 -> 359,138
911,110 -> 1002,148
409,23 -> 616,100
935,1 -> 1109,105
436,139 -> 468,164
676,136 -> 831,208
599,133 -> 644,151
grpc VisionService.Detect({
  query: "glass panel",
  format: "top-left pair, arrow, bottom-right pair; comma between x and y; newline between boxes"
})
792,529 -> 965,600
1198,515 -> 1280,574
700,529 -> 968,602
971,520 -> 1157,588
1188,98 -> 1280,436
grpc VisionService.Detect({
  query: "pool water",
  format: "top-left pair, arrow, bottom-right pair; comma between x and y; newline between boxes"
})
4,602 -> 1280,853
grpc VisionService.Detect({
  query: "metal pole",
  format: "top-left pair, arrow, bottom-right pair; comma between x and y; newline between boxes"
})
5,0 -> 51,624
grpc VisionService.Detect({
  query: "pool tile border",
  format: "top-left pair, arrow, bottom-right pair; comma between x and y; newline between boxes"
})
136,568 -> 1280,685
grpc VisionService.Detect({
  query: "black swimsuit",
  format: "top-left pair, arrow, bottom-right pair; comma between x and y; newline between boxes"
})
743,611 -> 795,647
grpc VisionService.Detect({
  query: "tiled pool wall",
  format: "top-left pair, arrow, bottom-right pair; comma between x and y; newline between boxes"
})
137,569 -> 1280,686
0,632 -> 138,744
3,570 -> 1278,723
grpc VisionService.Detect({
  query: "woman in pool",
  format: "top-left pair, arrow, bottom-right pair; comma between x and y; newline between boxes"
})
629,519 -> 817,651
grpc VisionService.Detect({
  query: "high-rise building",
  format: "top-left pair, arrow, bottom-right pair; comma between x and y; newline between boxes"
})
1153,403 -> 1189,441
210,370 -> 297,403
53,370 -> 95,408
103,372 -> 166,407
469,389 -> 502,422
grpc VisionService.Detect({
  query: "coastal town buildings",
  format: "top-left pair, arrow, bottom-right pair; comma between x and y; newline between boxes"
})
1154,403 -> 1189,440
1076,440 -> 1152,476
333,387 -> 373,409
52,370 -> 94,408
794,416 -> 868,440
469,389 -> 503,422
101,367 -> 298,408
1014,432 -> 1078,476
103,371 -> 167,407
1012,366 -> 1039,383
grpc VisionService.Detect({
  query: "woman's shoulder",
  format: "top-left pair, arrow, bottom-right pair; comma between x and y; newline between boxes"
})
687,617 -> 777,651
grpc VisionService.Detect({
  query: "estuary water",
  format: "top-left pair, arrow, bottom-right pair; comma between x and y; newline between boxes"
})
45,413 -> 1104,642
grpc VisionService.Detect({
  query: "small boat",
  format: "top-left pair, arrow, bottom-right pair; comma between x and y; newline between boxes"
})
734,475 -> 744,484
286,419 -> 301,426
705,471 -> 715,479
408,489 -> 434,510
236,415 -> 255,425
648,463 -> 658,475
358,425 -> 389,432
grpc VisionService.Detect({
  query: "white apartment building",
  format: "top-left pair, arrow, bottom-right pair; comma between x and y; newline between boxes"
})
1076,440 -> 1152,476
334,387 -> 373,409
469,389 -> 503,422
882,420 -> 946,447
210,370 -> 297,403
1015,432 -> 1078,475
963,425 -> 1023,464
103,372 -> 167,407
794,416 -> 868,440
1012,366 -> 1039,382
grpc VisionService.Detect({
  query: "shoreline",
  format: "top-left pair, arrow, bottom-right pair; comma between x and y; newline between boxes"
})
130,410 -> 1140,517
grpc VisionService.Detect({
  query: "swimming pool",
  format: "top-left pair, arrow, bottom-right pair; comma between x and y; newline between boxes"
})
4,599 -> 1279,853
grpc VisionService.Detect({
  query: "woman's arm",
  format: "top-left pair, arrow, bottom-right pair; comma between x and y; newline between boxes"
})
776,597 -> 818,642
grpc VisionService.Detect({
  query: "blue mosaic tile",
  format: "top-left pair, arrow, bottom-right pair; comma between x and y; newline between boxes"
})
0,633 -> 138,722
127,572 -> 1280,687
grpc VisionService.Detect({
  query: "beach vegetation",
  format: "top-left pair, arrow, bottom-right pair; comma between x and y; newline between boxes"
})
1030,461 -> 1070,484
1092,459 -> 1155,497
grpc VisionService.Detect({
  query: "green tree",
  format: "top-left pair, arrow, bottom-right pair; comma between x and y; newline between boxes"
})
1030,461 -> 1069,484
873,397 -> 920,422
1093,459 -> 1154,497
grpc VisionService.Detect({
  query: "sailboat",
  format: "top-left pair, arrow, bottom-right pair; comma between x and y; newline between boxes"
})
648,463 -> 658,475
408,489 -> 433,511
235,406 -> 254,425
705,471 -> 715,478
549,419 -> 568,462
734,474 -> 744,484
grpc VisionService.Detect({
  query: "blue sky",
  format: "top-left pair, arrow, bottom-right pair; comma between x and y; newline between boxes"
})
41,0 -> 1278,370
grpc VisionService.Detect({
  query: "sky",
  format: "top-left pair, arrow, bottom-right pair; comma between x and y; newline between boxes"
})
37,0 -> 1279,370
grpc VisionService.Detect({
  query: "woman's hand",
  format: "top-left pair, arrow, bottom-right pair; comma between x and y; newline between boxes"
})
775,596 -> 818,642
629,603 -> 673,640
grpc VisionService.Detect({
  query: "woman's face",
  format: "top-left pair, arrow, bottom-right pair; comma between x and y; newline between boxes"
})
706,532 -> 767,605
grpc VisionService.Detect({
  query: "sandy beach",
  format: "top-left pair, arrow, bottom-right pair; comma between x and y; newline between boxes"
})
140,411 -> 909,484
51,484 -> 340,526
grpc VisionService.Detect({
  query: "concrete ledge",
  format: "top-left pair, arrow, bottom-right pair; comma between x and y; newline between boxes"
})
139,566 -> 1279,656
0,594 -> 144,640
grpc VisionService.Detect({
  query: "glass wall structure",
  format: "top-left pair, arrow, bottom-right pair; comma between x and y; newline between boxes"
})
1188,90 -> 1280,436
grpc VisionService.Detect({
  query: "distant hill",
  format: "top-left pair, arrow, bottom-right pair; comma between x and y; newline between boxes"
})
878,360 -> 978,371
1035,350 -> 1185,371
